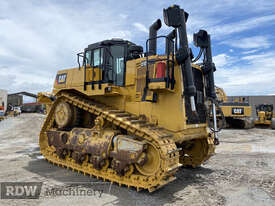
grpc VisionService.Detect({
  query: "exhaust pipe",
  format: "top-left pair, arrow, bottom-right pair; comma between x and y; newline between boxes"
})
194,29 -> 219,143
165,29 -> 176,55
149,19 -> 162,55
163,5 -> 197,112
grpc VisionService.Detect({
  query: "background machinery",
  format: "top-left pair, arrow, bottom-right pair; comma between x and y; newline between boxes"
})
39,5 -> 220,192
215,86 -> 254,129
254,104 -> 275,129
0,90 -> 7,120
6,103 -> 21,117
0,105 -> 4,121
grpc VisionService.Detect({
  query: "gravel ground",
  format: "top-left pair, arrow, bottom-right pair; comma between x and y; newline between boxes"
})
0,113 -> 275,206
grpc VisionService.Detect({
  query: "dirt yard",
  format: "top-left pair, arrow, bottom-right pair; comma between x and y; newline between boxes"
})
0,113 -> 274,206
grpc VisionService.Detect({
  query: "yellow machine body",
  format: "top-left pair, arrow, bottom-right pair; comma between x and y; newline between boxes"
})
53,57 -> 206,136
220,105 -> 252,117
254,111 -> 271,125
254,104 -> 274,126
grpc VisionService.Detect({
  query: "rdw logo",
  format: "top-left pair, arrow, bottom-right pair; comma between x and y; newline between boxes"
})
1,182 -> 42,199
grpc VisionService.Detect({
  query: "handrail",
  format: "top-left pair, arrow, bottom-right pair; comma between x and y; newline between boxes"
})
142,36 -> 175,101
77,52 -> 84,70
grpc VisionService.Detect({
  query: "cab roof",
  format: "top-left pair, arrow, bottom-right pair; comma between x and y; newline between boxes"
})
87,39 -> 136,50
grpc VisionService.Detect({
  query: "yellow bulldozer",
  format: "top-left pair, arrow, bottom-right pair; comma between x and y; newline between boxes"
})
254,104 -> 275,129
39,5 -> 221,192
215,86 -> 254,129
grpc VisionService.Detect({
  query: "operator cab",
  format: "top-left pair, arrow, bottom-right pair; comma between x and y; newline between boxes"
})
256,104 -> 273,113
82,39 -> 143,89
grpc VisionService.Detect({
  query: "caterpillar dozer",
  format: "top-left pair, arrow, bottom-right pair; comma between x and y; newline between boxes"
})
39,5 -> 220,192
254,104 -> 275,129
215,86 -> 254,129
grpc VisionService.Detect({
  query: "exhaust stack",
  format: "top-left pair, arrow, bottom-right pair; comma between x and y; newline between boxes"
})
148,19 -> 162,55
165,29 -> 176,55
163,5 -> 197,112
194,29 -> 219,144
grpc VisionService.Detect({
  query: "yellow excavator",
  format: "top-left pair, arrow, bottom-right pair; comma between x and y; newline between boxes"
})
39,5 -> 220,192
254,104 -> 275,129
215,86 -> 254,129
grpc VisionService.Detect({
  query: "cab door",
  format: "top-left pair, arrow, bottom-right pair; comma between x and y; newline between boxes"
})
110,45 -> 126,86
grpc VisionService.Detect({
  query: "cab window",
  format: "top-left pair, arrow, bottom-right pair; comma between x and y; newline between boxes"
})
93,48 -> 103,67
85,50 -> 91,65
111,45 -> 125,86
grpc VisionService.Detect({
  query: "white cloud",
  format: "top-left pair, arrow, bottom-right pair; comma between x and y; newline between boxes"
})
119,14 -> 128,19
221,36 -> 271,49
0,73 -> 16,89
242,49 -> 259,55
215,52 -> 275,95
133,23 -> 148,33
0,66 -> 54,93
182,0 -> 275,15
209,15 -> 275,39
213,54 -> 234,68
240,52 -> 272,61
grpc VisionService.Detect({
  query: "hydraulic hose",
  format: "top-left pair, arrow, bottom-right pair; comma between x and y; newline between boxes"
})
192,48 -> 203,63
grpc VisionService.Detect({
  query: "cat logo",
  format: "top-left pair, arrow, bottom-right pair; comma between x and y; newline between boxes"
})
232,108 -> 244,115
56,73 -> 67,84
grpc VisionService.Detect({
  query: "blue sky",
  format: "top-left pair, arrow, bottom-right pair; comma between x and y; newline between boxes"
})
0,0 -> 275,95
